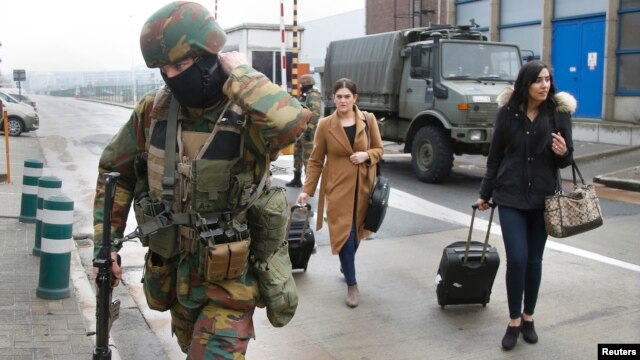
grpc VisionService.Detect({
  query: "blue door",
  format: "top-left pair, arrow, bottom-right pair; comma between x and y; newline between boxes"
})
552,17 -> 605,119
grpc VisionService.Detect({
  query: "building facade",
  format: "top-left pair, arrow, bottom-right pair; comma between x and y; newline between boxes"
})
366,0 -> 639,125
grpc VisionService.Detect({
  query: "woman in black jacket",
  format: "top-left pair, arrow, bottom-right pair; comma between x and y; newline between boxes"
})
476,60 -> 576,350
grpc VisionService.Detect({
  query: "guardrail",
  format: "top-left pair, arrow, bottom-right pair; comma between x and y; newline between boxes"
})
50,82 -> 164,106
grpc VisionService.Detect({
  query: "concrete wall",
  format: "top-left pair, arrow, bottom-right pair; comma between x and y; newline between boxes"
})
573,120 -> 640,146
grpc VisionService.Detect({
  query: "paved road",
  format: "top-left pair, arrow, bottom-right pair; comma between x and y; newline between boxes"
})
1,95 -> 639,359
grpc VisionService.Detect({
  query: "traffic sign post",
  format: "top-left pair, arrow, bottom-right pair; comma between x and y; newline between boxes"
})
13,70 -> 26,97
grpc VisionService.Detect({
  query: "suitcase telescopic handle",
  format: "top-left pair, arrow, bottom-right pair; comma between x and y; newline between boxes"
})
286,203 -> 312,243
291,203 -> 312,213
464,202 -> 496,264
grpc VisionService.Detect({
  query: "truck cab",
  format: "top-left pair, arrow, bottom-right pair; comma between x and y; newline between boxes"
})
323,25 -> 523,183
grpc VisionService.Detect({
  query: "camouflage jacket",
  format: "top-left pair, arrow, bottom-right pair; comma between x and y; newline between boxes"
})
301,88 -> 322,133
93,65 -> 310,255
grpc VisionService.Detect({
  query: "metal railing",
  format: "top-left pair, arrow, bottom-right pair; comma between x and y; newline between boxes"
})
50,82 -> 164,106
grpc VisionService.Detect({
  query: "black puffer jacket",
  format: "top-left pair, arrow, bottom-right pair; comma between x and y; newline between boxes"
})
479,87 -> 577,210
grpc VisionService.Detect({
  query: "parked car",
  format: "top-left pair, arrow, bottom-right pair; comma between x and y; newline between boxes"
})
0,89 -> 39,136
2,88 -> 37,111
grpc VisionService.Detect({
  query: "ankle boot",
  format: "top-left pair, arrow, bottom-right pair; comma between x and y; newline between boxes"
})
346,285 -> 359,308
285,170 -> 302,187
521,317 -> 538,344
501,323 -> 521,350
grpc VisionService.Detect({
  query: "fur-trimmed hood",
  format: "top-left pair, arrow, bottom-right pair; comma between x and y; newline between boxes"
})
497,85 -> 577,114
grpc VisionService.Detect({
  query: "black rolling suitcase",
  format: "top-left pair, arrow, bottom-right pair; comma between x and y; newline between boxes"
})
287,204 -> 315,272
436,203 -> 500,308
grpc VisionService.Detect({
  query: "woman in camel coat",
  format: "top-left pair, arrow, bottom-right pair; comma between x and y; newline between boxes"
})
297,78 -> 384,308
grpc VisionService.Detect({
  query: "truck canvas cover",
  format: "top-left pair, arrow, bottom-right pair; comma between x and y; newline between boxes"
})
323,31 -> 405,112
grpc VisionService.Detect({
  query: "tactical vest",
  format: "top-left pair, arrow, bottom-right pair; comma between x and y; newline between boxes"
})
134,87 -> 297,323
134,90 -> 261,242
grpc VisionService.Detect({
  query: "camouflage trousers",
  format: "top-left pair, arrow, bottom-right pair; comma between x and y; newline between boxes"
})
170,300 -> 256,359
292,132 -> 314,172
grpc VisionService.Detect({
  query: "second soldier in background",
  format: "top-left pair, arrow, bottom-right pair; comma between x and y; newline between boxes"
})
286,74 -> 322,187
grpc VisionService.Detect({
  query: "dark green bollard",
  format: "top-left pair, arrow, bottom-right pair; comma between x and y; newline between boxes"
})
33,176 -> 62,256
18,159 -> 44,223
36,195 -> 74,300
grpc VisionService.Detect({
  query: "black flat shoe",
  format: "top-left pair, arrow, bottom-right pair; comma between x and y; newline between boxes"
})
501,324 -> 521,350
521,318 -> 538,344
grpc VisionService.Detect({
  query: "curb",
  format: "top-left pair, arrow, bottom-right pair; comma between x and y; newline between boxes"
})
594,166 -> 640,192
574,145 -> 640,192
574,145 -> 640,163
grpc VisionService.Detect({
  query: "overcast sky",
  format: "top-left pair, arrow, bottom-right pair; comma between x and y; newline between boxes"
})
0,0 -> 364,74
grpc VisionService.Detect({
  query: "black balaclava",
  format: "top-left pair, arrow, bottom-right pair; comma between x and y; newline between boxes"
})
300,85 -> 313,102
162,53 -> 228,108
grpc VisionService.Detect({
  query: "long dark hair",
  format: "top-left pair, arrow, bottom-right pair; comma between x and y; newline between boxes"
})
504,60 -> 557,154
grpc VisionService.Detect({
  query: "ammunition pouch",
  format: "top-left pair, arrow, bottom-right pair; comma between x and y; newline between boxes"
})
176,214 -> 251,283
132,195 -> 179,259
204,239 -> 250,282
191,157 -> 253,214
142,251 -> 177,312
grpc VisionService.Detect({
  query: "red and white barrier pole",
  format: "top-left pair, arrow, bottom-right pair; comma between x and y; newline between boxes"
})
291,0 -> 299,97
279,0 -> 287,91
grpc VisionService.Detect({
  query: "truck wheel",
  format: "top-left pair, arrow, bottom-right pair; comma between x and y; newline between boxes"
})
411,126 -> 453,183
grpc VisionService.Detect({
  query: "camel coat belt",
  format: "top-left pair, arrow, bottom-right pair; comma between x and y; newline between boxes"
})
302,106 -> 384,254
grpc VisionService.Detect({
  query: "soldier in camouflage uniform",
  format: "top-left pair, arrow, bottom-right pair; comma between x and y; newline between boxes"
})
91,2 -> 309,358
285,74 -> 322,187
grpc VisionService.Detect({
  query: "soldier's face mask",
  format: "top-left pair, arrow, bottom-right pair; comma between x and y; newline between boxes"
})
162,53 -> 228,108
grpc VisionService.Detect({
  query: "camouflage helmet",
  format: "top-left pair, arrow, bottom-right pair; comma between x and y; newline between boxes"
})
300,74 -> 315,86
140,1 -> 226,68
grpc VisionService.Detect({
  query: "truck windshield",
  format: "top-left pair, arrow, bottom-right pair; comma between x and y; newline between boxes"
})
441,42 -> 521,81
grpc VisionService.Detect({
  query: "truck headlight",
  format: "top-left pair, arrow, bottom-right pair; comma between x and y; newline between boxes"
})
469,130 -> 485,141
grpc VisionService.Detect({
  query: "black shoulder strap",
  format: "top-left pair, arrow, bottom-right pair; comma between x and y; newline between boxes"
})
362,111 -> 370,145
162,96 -> 180,208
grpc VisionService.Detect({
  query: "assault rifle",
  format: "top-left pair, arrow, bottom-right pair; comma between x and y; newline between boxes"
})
92,172 -> 121,360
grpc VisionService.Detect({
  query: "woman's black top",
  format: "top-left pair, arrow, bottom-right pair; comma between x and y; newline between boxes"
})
479,102 -> 573,210
344,124 -> 356,146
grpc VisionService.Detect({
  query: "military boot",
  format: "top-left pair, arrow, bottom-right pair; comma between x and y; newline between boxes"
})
285,170 -> 302,188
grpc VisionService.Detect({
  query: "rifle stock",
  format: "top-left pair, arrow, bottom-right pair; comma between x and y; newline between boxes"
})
93,172 -> 121,360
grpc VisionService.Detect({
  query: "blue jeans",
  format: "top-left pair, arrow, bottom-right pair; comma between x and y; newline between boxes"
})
339,223 -> 358,286
498,206 -> 548,319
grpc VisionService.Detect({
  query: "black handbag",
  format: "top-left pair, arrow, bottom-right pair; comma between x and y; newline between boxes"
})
362,112 -> 390,232
364,170 -> 390,232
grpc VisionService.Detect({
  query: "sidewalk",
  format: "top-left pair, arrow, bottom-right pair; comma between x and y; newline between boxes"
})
1,133 -> 638,359
0,134 -> 95,359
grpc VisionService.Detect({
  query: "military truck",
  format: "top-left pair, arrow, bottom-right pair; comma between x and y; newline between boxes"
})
322,25 -> 523,183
